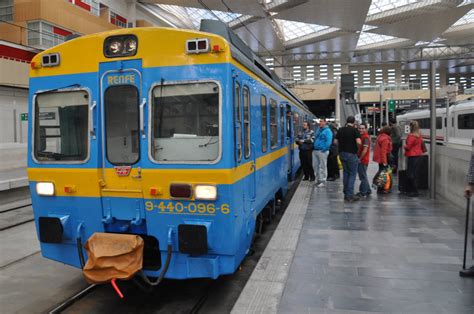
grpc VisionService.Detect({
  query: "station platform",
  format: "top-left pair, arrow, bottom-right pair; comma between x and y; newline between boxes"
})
232,163 -> 474,313
0,167 -> 28,191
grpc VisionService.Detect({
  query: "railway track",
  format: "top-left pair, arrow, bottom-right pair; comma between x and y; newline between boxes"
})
0,203 -> 34,231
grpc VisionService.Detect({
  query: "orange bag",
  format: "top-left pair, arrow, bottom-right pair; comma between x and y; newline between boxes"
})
83,233 -> 144,284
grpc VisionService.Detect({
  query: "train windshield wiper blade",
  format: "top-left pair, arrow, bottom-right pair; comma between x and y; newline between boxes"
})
36,84 -> 81,95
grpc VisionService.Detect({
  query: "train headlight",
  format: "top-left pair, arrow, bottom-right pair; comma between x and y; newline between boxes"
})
36,182 -> 55,196
195,185 -> 217,200
104,35 -> 138,58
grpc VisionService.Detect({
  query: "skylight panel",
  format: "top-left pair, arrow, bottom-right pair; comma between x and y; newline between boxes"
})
187,7 -> 242,28
368,0 -> 419,16
356,31 -> 407,48
451,9 -> 474,27
158,4 -> 242,29
274,19 -> 331,41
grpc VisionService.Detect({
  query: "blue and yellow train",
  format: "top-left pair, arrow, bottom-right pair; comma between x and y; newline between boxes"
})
28,20 -> 315,281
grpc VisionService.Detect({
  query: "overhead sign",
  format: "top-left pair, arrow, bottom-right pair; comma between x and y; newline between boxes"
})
20,113 -> 28,121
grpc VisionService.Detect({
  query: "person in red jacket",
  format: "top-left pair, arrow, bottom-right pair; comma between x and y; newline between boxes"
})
404,120 -> 425,197
356,123 -> 371,197
373,126 -> 393,171
373,126 -> 393,194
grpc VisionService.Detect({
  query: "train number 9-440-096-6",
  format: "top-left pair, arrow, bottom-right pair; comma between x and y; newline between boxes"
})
145,201 -> 230,216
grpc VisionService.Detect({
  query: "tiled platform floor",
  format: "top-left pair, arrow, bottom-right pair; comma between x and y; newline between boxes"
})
279,164 -> 474,313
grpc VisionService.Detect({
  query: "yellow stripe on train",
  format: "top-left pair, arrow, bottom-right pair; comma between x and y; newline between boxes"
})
28,147 -> 289,198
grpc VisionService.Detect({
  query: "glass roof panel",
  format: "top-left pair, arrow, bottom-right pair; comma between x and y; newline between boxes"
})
451,9 -> 474,27
356,31 -> 407,48
274,19 -> 331,41
158,4 -> 242,29
368,0 -> 420,16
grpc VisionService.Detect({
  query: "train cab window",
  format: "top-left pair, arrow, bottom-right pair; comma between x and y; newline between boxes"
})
34,90 -> 88,162
261,95 -> 268,153
235,83 -> 242,161
151,82 -> 220,162
458,113 -> 474,129
270,98 -> 278,148
243,86 -> 250,158
105,85 -> 140,165
280,105 -> 285,145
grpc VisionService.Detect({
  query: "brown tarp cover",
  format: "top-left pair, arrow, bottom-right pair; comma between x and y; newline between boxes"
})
83,233 -> 144,284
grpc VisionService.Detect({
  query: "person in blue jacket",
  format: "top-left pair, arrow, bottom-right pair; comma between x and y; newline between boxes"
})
313,118 -> 333,187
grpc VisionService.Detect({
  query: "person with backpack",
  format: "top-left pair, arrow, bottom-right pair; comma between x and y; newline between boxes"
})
404,120 -> 425,197
313,118 -> 333,187
373,126 -> 393,194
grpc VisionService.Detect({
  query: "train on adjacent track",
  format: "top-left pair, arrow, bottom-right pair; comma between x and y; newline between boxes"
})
396,98 -> 474,148
27,20 -> 314,282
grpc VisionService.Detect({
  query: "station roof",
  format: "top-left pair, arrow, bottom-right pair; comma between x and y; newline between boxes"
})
139,0 -> 473,68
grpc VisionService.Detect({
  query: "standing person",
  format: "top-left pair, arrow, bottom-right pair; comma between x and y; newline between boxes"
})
296,121 -> 315,181
356,123 -> 371,197
313,119 -> 333,187
389,118 -> 402,174
335,116 -> 361,202
404,120 -> 425,197
327,122 -> 340,181
373,126 -> 393,194
460,147 -> 474,277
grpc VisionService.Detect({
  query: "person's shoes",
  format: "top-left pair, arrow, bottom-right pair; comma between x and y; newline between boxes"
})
407,192 -> 420,197
356,192 -> 369,198
309,176 -> 316,182
303,176 -> 309,181
316,182 -> 325,188
327,177 -> 336,181
459,266 -> 474,277
344,196 -> 360,202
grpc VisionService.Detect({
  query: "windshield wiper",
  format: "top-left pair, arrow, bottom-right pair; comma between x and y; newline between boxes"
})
36,84 -> 81,95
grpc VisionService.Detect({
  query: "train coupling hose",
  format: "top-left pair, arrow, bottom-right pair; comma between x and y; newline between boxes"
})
75,223 -> 85,269
138,227 -> 174,287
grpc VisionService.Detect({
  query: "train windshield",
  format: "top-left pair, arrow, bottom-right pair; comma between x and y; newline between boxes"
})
33,91 -> 88,162
151,82 -> 219,162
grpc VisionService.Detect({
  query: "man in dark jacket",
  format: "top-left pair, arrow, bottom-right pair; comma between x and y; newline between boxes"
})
327,122 -> 339,181
313,119 -> 333,187
335,116 -> 361,202
296,121 -> 315,181
389,118 -> 402,174
460,148 -> 474,277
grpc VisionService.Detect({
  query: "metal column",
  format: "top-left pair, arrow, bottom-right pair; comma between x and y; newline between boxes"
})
379,83 -> 384,130
429,62 -> 436,199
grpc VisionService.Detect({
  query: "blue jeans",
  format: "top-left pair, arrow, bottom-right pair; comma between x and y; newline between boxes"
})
340,152 -> 359,198
358,163 -> 371,196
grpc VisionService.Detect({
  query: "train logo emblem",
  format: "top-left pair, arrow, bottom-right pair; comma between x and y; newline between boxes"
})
114,166 -> 132,176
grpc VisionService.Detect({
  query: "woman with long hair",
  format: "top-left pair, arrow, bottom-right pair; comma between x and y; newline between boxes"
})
404,120 -> 425,197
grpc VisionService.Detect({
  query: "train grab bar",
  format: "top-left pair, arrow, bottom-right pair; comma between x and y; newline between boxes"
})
89,100 -> 96,139
139,98 -> 146,138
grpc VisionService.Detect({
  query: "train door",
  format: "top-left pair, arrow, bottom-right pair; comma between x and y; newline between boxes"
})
100,66 -> 146,229
285,104 -> 294,180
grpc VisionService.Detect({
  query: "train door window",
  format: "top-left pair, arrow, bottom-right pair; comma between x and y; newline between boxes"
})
270,98 -> 278,148
293,112 -> 299,137
151,82 -> 220,162
235,83 -> 242,161
261,95 -> 268,153
458,113 -> 474,129
436,117 -> 442,129
243,86 -> 251,159
280,104 -> 285,145
105,85 -> 139,164
34,90 -> 89,162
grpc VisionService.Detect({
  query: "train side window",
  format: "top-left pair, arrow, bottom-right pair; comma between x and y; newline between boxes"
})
34,90 -> 89,162
436,117 -> 442,129
458,113 -> 474,129
270,98 -> 278,148
280,104 -> 285,146
243,86 -> 251,159
235,83 -> 242,162
293,112 -> 299,138
261,95 -> 267,153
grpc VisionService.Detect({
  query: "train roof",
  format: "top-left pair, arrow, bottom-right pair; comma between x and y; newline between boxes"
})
397,98 -> 474,119
200,20 -> 309,111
